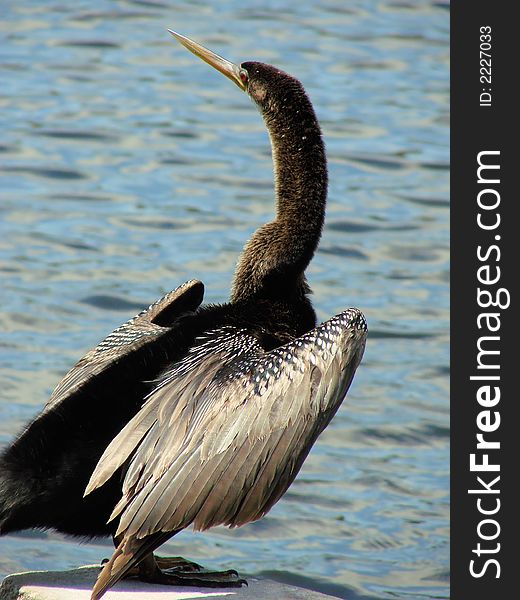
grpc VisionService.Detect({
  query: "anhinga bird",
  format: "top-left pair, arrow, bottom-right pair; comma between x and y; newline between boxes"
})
0,31 -> 367,600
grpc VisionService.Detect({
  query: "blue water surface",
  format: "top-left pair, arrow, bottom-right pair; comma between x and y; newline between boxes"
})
0,1 -> 449,599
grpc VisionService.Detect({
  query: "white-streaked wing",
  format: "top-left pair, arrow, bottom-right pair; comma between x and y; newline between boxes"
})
86,307 -> 367,540
43,280 -> 204,413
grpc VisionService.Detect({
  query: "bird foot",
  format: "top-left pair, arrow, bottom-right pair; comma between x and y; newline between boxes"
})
107,554 -> 201,578
101,550 -> 246,588
140,564 -> 247,588
155,555 -> 203,572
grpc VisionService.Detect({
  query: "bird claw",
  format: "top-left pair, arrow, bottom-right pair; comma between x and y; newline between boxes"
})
225,569 -> 239,577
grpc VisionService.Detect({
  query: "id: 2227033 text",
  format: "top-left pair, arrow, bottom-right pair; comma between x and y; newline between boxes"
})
480,26 -> 492,107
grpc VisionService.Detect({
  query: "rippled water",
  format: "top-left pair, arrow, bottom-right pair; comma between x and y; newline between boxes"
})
0,1 -> 449,599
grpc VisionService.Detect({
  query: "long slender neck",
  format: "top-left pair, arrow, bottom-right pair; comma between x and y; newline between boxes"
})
231,83 -> 327,304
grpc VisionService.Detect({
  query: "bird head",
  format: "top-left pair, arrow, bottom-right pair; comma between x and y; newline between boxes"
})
167,30 -> 305,116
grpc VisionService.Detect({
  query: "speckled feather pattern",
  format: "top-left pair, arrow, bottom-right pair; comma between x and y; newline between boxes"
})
43,281 -> 203,413
86,307 -> 367,543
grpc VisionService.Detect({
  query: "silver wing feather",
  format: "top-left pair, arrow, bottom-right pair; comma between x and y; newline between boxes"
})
86,307 -> 367,540
43,280 -> 204,413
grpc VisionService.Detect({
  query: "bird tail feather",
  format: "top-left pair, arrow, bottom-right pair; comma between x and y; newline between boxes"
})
90,531 -> 173,600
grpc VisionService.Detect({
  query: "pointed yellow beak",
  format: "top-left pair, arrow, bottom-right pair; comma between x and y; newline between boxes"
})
168,29 -> 247,91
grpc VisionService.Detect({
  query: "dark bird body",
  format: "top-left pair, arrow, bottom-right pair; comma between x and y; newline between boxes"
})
0,31 -> 367,599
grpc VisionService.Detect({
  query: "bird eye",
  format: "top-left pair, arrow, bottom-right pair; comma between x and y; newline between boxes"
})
239,69 -> 249,85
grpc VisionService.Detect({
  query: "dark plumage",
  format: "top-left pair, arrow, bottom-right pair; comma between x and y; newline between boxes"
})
0,31 -> 367,600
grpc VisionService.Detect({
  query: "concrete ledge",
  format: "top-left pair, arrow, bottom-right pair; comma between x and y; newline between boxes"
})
0,565 -> 341,600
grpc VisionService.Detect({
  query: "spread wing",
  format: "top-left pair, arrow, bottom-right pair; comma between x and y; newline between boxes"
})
86,307 -> 367,540
44,280 -> 204,413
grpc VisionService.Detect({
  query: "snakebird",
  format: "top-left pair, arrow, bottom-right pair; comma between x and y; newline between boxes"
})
0,30 -> 367,600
